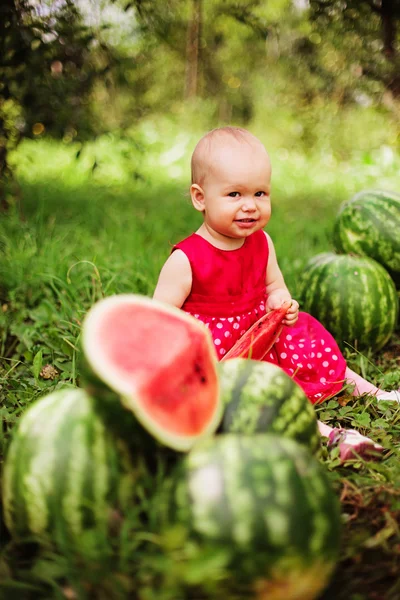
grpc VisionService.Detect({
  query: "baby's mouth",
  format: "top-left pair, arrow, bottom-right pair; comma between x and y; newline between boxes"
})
236,218 -> 256,222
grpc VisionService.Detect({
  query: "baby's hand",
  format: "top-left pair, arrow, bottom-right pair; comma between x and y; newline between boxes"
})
283,299 -> 299,327
266,291 -> 299,327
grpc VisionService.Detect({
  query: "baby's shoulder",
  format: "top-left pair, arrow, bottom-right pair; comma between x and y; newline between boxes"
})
166,248 -> 191,270
261,230 -> 274,248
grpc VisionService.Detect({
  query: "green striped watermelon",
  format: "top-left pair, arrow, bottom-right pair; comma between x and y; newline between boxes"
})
333,189 -> 400,287
2,388 -> 136,549
298,253 -> 398,352
173,434 -> 341,600
218,359 -> 320,454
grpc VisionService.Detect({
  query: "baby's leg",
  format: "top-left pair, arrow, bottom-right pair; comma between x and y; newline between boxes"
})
316,366 -> 398,462
317,421 -> 335,438
346,367 -> 400,402
317,420 -> 383,462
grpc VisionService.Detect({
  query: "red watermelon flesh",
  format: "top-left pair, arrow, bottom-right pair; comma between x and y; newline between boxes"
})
222,302 -> 291,361
82,295 -> 221,451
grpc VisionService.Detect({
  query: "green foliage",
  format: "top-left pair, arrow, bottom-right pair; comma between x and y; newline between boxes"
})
310,0 -> 400,96
89,0 -> 400,138
0,0 -> 118,200
0,119 -> 400,598
1,0 -> 400,199
0,0 -> 113,139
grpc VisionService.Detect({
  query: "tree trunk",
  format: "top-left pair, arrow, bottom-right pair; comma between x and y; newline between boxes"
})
381,0 -> 397,57
381,0 -> 400,96
0,0 -> 23,211
0,1 -> 14,210
185,0 -> 202,99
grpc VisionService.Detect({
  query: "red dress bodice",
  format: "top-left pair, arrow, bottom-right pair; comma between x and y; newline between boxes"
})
174,230 -> 268,316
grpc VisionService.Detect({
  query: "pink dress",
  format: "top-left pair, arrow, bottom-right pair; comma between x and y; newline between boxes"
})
173,230 -> 347,404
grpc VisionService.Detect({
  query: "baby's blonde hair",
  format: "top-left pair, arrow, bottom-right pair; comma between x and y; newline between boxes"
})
191,126 -> 264,185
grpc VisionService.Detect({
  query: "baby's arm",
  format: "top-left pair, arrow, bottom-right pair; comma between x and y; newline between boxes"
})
264,232 -> 299,327
153,250 -> 192,308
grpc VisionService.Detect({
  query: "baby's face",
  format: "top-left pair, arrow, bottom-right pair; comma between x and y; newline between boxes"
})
198,140 -> 272,240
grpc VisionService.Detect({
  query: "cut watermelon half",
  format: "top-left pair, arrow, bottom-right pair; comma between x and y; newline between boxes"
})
222,302 -> 291,361
82,294 -> 222,451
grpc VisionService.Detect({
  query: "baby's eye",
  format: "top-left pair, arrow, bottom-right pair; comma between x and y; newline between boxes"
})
228,192 -> 240,198
255,191 -> 266,197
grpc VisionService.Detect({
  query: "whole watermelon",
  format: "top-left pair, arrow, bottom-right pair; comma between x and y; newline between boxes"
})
333,189 -> 400,287
2,388 -> 136,551
218,359 -> 320,454
298,252 -> 398,352
173,434 -> 341,600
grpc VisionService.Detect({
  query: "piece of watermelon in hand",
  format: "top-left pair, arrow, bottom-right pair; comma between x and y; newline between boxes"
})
222,301 -> 291,361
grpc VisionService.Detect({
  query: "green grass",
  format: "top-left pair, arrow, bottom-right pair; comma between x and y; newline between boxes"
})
1,128 -> 400,599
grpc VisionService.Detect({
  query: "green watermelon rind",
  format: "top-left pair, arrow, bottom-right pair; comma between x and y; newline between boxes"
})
119,390 -> 223,453
218,359 -> 320,455
2,388 -> 136,544
333,189 -> 400,285
81,294 -> 222,452
174,433 -> 341,599
298,252 -> 399,352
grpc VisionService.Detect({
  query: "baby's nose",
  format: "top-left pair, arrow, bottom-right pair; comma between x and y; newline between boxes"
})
242,198 -> 257,210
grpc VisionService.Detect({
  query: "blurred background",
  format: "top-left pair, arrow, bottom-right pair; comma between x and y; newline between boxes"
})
1,0 -> 399,190
1,0 -> 400,300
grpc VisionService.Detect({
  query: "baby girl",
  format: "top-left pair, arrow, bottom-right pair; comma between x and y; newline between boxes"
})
154,126 -> 399,459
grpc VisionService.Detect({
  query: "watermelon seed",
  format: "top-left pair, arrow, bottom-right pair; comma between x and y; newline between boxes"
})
194,362 -> 207,384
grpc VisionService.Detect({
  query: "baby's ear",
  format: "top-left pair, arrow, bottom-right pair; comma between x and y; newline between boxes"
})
190,184 -> 205,212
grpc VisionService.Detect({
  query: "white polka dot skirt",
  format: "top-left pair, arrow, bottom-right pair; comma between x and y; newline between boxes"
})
187,309 -> 347,405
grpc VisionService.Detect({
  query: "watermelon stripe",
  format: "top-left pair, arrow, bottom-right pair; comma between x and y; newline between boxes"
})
91,417 -> 111,529
299,253 -> 398,352
303,256 -> 328,323
333,190 -> 400,284
268,456 -> 304,550
18,393 -> 78,535
187,448 -> 233,541
81,409 -> 99,532
240,369 -> 287,432
284,395 -> 316,445
2,430 -> 22,533
178,434 -> 341,591
30,397 -> 83,536
283,458 -> 316,556
223,437 -> 259,547
2,388 -> 136,548
223,361 -> 259,432
61,420 -> 92,539
219,359 -> 320,454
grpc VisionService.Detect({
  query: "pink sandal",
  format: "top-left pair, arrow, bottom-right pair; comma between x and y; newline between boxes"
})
328,428 -> 384,462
